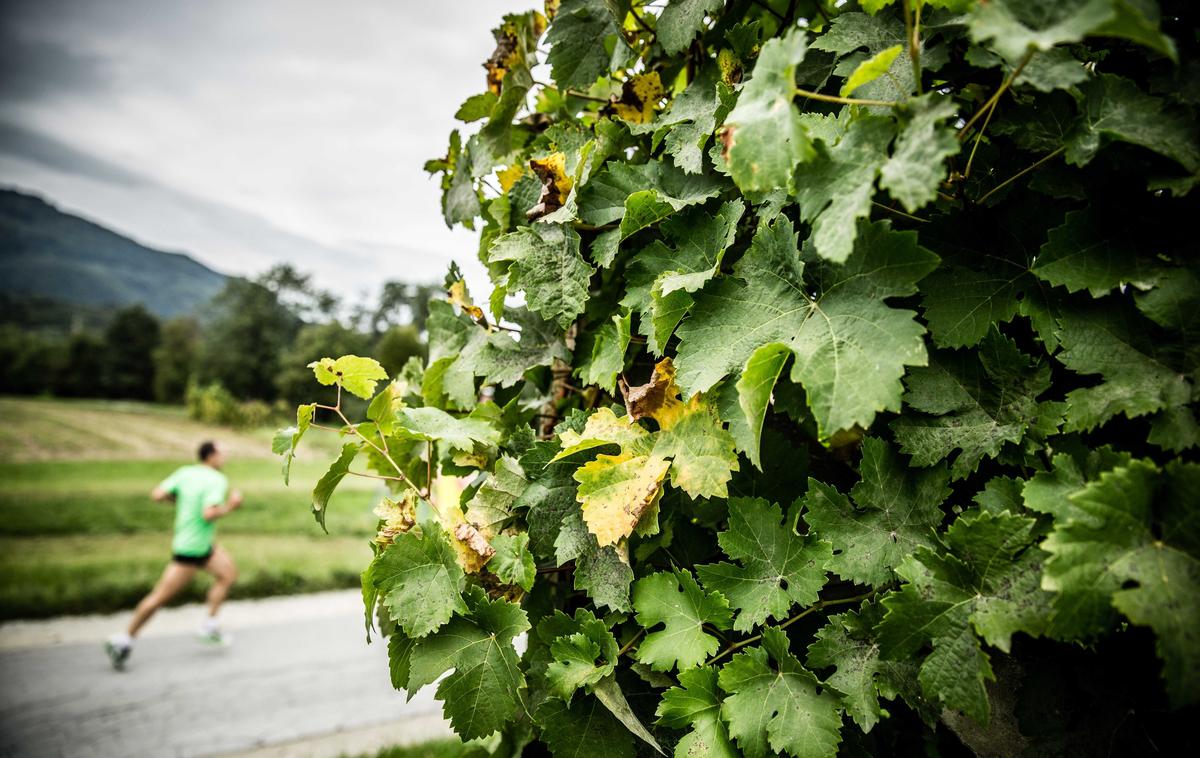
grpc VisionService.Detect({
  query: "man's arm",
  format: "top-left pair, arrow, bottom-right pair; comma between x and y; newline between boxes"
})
150,486 -> 175,503
203,490 -> 244,522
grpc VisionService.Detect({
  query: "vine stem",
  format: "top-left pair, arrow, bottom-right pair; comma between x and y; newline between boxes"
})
618,627 -> 647,658
957,50 -> 1034,141
976,145 -> 1066,205
794,88 -> 900,108
903,0 -> 922,95
704,591 -> 876,668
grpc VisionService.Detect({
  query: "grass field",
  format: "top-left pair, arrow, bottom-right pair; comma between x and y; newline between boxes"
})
0,397 -> 383,620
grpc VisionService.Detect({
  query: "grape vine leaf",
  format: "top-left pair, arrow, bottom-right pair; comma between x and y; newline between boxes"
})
404,588 -> 530,739
1032,209 -> 1151,296
651,394 -> 740,500
890,329 -> 1055,480
879,95 -> 960,214
488,223 -> 594,328
1053,300 -> 1192,432
545,620 -> 619,701
575,450 -> 670,546
807,605 -> 921,733
675,217 -> 937,439
309,355 -> 389,399
719,627 -> 844,758
489,532 -> 536,590
655,65 -> 737,174
577,159 -> 725,239
515,440 -> 580,558
803,437 -> 951,587
633,569 -> 732,672
659,0 -> 722,55
697,498 -> 832,632
555,509 -> 635,611
621,201 -> 744,354
656,667 -> 739,758
536,694 -> 636,758
372,525 -> 468,638
311,442 -> 359,532
1066,74 -> 1200,174
877,510 -> 1052,724
733,342 -> 790,470
967,0 -> 1176,63
576,310 -> 631,393
545,0 -> 632,90
721,28 -> 814,193
395,407 -> 502,452
273,402 -> 315,485
1028,458 -> 1200,705
840,44 -> 902,97
465,455 -> 526,536
793,114 -> 896,263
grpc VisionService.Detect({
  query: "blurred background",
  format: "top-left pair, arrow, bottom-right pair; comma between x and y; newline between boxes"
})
0,1 -> 532,756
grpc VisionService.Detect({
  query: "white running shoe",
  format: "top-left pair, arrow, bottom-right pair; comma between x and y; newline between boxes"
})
104,635 -> 132,670
196,624 -> 233,647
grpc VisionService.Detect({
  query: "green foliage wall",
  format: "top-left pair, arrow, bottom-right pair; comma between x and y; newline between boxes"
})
287,1 -> 1200,754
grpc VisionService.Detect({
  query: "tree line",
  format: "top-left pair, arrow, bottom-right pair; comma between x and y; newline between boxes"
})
0,265 -> 432,412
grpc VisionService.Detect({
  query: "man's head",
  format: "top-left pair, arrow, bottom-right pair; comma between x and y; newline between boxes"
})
198,441 -> 225,469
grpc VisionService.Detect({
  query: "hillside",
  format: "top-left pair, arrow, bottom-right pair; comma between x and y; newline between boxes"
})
0,189 -> 228,318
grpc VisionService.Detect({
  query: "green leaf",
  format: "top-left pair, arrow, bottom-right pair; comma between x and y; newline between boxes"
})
633,569 -> 732,672
807,605 -> 919,733
545,0 -> 633,90
1053,300 -> 1192,432
576,310 -> 631,393
373,525 -> 468,638
555,509 -> 635,611
593,674 -> 667,753
697,498 -> 831,632
395,406 -> 502,451
273,402 -> 315,485
577,159 -> 725,238
722,28 -> 814,193
465,455 -> 526,535
489,223 -> 594,328
455,91 -> 498,122
1066,74 -> 1200,173
1029,459 -> 1200,705
468,306 -> 571,388
675,217 -> 937,438
651,395 -> 741,500
516,440 -> 582,558
840,44 -> 902,97
542,609 -> 620,701
793,114 -> 895,263
535,695 -> 635,758
804,437 -> 951,587
879,95 -> 960,213
659,0 -> 722,55
657,65 -> 738,174
405,589 -> 530,739
719,627 -> 844,758
311,442 -> 359,532
489,532 -> 536,590
308,355 -> 389,399
891,329 -> 1055,479
621,201 -> 744,354
967,0 -> 1176,63
877,510 -> 1052,723
656,667 -> 739,758
1033,209 -> 1152,296
734,342 -> 790,470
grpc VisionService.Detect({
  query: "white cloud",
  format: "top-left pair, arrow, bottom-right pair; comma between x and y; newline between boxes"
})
0,0 -> 535,300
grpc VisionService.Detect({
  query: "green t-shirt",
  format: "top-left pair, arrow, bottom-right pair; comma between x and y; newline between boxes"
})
158,464 -> 229,556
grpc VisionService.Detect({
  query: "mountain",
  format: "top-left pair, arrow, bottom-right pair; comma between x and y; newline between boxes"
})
0,189 -> 228,319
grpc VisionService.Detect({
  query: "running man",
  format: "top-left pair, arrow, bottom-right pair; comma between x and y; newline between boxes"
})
105,440 -> 243,669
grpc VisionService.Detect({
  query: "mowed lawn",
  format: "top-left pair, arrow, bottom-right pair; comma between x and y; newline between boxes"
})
0,397 -> 383,620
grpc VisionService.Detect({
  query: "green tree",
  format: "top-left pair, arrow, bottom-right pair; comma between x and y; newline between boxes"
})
102,305 -> 160,399
0,326 -> 62,395
374,324 -> 426,377
53,331 -> 106,398
281,1 -> 1199,755
153,316 -> 201,403
199,278 -> 299,401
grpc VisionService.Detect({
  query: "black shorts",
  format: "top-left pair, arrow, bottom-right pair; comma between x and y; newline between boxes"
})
172,550 -> 213,567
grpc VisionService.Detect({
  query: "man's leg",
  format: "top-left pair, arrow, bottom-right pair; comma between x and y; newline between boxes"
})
128,561 -> 198,637
203,545 -> 237,618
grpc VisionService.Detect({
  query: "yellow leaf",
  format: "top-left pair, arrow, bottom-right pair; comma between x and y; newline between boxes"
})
576,452 -> 671,546
555,406 -> 648,460
448,279 -> 484,321
620,357 -> 686,429
497,163 -> 526,193
527,152 -> 574,219
612,72 -> 664,124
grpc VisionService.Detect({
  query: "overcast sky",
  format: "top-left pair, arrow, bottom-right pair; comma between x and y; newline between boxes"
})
0,0 -> 536,299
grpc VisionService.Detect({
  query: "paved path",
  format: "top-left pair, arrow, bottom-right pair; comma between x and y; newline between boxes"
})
0,591 -> 451,758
